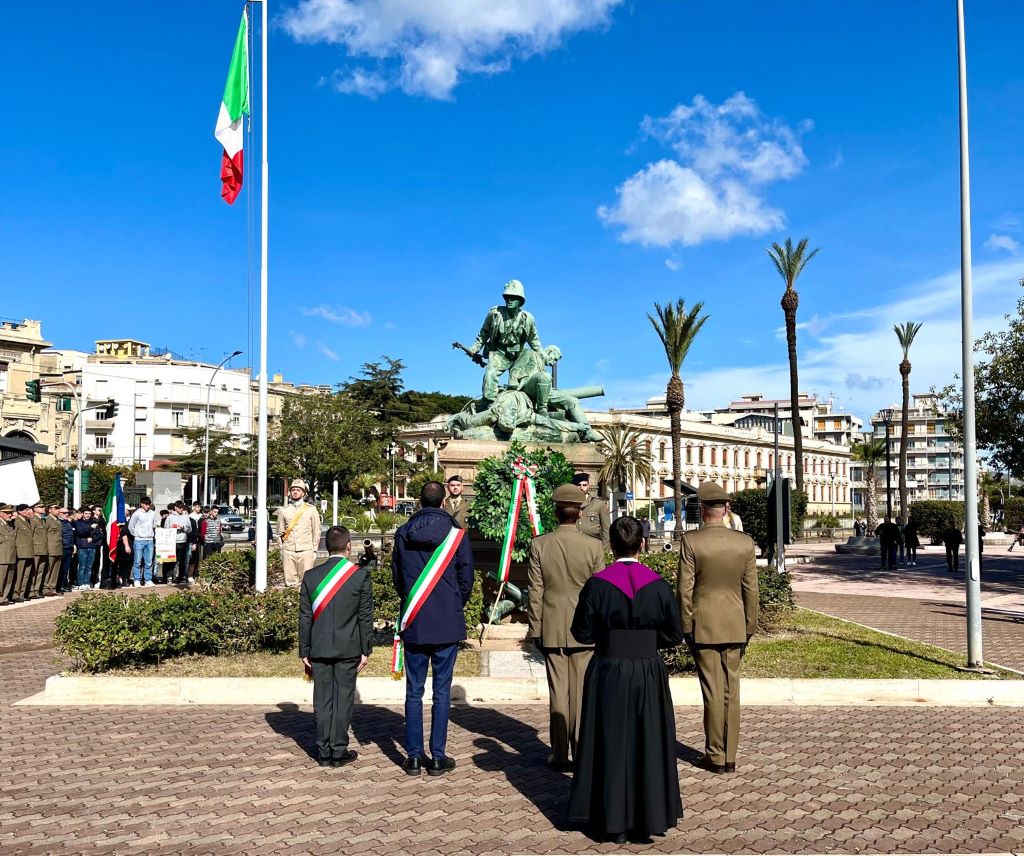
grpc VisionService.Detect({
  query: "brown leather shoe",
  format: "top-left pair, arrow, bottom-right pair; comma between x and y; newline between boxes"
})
700,756 -> 727,774
724,762 -> 736,773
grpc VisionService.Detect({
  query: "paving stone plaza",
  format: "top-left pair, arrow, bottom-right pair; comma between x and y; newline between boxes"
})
2,551 -> 1024,855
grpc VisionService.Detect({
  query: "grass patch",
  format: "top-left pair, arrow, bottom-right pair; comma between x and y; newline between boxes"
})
741,608 -> 1013,679
104,647 -> 482,679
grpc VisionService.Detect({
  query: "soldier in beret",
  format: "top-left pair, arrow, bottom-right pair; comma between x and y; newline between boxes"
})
571,473 -> 610,551
13,504 -> 35,603
679,482 -> 759,774
442,475 -> 469,528
0,505 -> 16,605
528,483 -> 605,771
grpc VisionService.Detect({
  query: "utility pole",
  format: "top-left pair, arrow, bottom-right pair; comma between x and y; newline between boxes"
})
881,409 -> 894,519
773,402 -> 784,570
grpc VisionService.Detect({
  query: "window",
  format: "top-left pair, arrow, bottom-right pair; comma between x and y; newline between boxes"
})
756,451 -> 763,469
710,448 -> 717,466
685,445 -> 692,464
659,442 -> 666,463
172,410 -> 183,427
698,446 -> 705,464
834,419 -> 842,430
744,450 -> 750,468
0,362 -> 7,394
95,436 -> 108,449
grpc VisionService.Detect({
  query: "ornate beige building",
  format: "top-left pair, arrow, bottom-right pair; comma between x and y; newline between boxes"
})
0,319 -> 63,465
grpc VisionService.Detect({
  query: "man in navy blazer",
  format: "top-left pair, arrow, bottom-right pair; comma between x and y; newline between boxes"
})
392,481 -> 474,777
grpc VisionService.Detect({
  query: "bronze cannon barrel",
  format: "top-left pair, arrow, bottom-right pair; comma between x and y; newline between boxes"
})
555,385 -> 604,400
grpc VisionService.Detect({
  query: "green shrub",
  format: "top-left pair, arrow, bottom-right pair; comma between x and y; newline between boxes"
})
1004,497 -> 1024,532
53,587 -> 299,672
196,548 -> 284,591
729,489 -> 769,553
909,500 -> 964,541
464,572 -> 485,634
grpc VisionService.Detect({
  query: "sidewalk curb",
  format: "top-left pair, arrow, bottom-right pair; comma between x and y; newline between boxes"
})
17,675 -> 1024,707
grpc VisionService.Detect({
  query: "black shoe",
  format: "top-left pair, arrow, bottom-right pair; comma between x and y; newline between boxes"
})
317,756 -> 332,767
426,756 -> 456,777
724,762 -> 736,773
12,596 -> 25,603
546,759 -> 573,773
700,756 -> 727,774
331,750 -> 357,768
402,756 -> 425,776
611,831 -> 629,844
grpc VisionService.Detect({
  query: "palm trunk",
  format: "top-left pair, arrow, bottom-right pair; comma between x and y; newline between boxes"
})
783,300 -> 804,492
865,465 -> 878,533
899,362 -> 911,524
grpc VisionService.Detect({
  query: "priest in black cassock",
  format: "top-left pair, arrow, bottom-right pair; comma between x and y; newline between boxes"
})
567,516 -> 684,843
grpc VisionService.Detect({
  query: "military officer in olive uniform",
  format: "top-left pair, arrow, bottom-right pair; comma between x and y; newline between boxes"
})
41,504 -> 64,596
527,483 -> 605,771
678,482 -> 759,774
13,504 -> 36,603
467,279 -> 557,406
571,473 -> 610,551
0,505 -> 17,605
276,478 -> 322,587
30,502 -> 49,597
442,475 -> 469,528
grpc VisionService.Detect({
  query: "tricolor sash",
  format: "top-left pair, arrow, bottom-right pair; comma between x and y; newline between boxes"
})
391,526 -> 466,678
310,557 -> 360,622
495,457 -> 543,584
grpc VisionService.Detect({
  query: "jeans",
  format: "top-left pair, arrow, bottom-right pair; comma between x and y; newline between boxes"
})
174,542 -> 189,582
404,642 -> 459,760
58,549 -> 74,592
76,548 -> 95,587
132,539 -> 155,582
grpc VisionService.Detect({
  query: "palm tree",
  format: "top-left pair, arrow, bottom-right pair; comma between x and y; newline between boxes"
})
852,439 -> 886,533
894,322 -> 923,524
596,423 -> 654,497
767,237 -> 820,493
647,299 -> 709,541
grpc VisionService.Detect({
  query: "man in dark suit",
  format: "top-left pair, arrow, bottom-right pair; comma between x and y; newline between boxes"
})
393,481 -> 474,777
679,482 -> 759,774
299,526 -> 372,768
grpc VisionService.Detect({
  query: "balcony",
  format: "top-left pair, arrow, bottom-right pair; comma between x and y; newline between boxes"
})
85,419 -> 114,431
85,446 -> 113,458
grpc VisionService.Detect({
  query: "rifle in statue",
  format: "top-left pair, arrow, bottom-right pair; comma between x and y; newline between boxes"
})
451,341 -> 486,367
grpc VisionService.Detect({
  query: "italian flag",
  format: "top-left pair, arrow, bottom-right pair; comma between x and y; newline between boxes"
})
103,474 -> 126,563
214,10 -> 249,205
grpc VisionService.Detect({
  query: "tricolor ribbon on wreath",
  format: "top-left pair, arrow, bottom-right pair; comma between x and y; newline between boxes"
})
496,457 -> 544,584
390,526 -> 467,679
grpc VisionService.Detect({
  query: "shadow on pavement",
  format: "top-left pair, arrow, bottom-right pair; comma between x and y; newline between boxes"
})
451,705 -> 571,831
264,702 -> 318,761
351,704 -> 407,768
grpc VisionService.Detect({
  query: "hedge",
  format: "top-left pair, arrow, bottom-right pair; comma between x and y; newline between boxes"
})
1005,497 -> 1024,532
908,500 -> 965,541
729,488 -> 808,555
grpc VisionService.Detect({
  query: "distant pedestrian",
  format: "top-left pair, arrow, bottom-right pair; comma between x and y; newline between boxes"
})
72,507 -> 101,592
164,501 -> 193,585
187,502 -> 203,579
276,479 -> 321,586
942,526 -> 963,573
640,517 -> 651,552
201,505 -> 225,558
874,517 -> 900,570
1009,525 -> 1024,552
904,520 -> 920,566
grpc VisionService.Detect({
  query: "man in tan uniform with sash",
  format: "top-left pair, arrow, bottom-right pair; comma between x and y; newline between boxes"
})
276,478 -> 321,587
571,473 -> 610,550
0,505 -> 17,605
528,483 -> 605,771
442,475 -> 469,528
679,482 -> 758,774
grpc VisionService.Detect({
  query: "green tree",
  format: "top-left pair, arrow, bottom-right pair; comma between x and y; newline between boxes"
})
163,427 -> 253,478
471,442 -> 574,562
894,322 -> 923,524
852,439 -> 886,532
268,392 -> 382,498
647,299 -> 709,542
596,423 -> 654,492
937,284 -> 1024,475
767,237 -> 820,493
407,468 -> 445,500
400,390 -> 473,423
343,356 -> 409,426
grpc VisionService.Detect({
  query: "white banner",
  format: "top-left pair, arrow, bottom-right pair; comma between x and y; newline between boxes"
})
154,528 -> 177,563
0,458 -> 41,505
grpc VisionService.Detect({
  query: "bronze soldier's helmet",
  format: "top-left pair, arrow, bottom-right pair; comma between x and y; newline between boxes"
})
502,279 -> 526,306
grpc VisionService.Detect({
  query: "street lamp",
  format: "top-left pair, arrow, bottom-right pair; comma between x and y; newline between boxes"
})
387,441 -> 398,498
204,350 -> 243,506
829,463 -> 837,516
881,408 -> 895,520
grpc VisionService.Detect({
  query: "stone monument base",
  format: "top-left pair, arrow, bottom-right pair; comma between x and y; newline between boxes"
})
437,438 -> 605,491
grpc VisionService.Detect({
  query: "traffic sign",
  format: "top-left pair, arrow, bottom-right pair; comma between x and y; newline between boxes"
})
625,491 -> 634,501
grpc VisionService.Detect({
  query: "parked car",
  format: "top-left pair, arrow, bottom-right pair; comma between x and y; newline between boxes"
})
215,505 -> 248,541
396,501 -> 417,516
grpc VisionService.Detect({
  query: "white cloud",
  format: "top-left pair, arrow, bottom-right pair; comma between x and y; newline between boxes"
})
289,329 -> 308,348
302,305 -> 372,327
984,233 -> 1020,253
830,150 -> 844,169
317,342 -> 340,361
282,0 -> 622,100
599,93 -> 809,248
664,258 -> 681,271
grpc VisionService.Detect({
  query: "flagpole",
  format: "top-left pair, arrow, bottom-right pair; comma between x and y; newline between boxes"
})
956,0 -> 982,667
255,0 -> 270,591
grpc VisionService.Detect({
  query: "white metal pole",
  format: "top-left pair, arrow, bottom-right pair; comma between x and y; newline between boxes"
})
332,479 -> 338,526
956,0 -> 983,667
255,0 -> 270,591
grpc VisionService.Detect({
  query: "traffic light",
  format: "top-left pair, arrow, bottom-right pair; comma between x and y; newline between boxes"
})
25,380 -> 41,402
81,469 -> 91,492
103,399 -> 118,419
65,468 -> 75,493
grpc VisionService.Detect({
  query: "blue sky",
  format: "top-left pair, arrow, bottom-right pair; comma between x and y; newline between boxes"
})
4,1 -> 1024,424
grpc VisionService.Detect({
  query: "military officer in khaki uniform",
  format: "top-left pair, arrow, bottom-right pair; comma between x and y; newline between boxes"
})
0,505 -> 17,605
276,478 -> 322,587
13,504 -> 36,603
442,475 -> 469,528
43,504 -> 64,596
30,502 -> 50,598
571,473 -> 610,551
678,482 -> 758,774
527,483 -> 605,771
